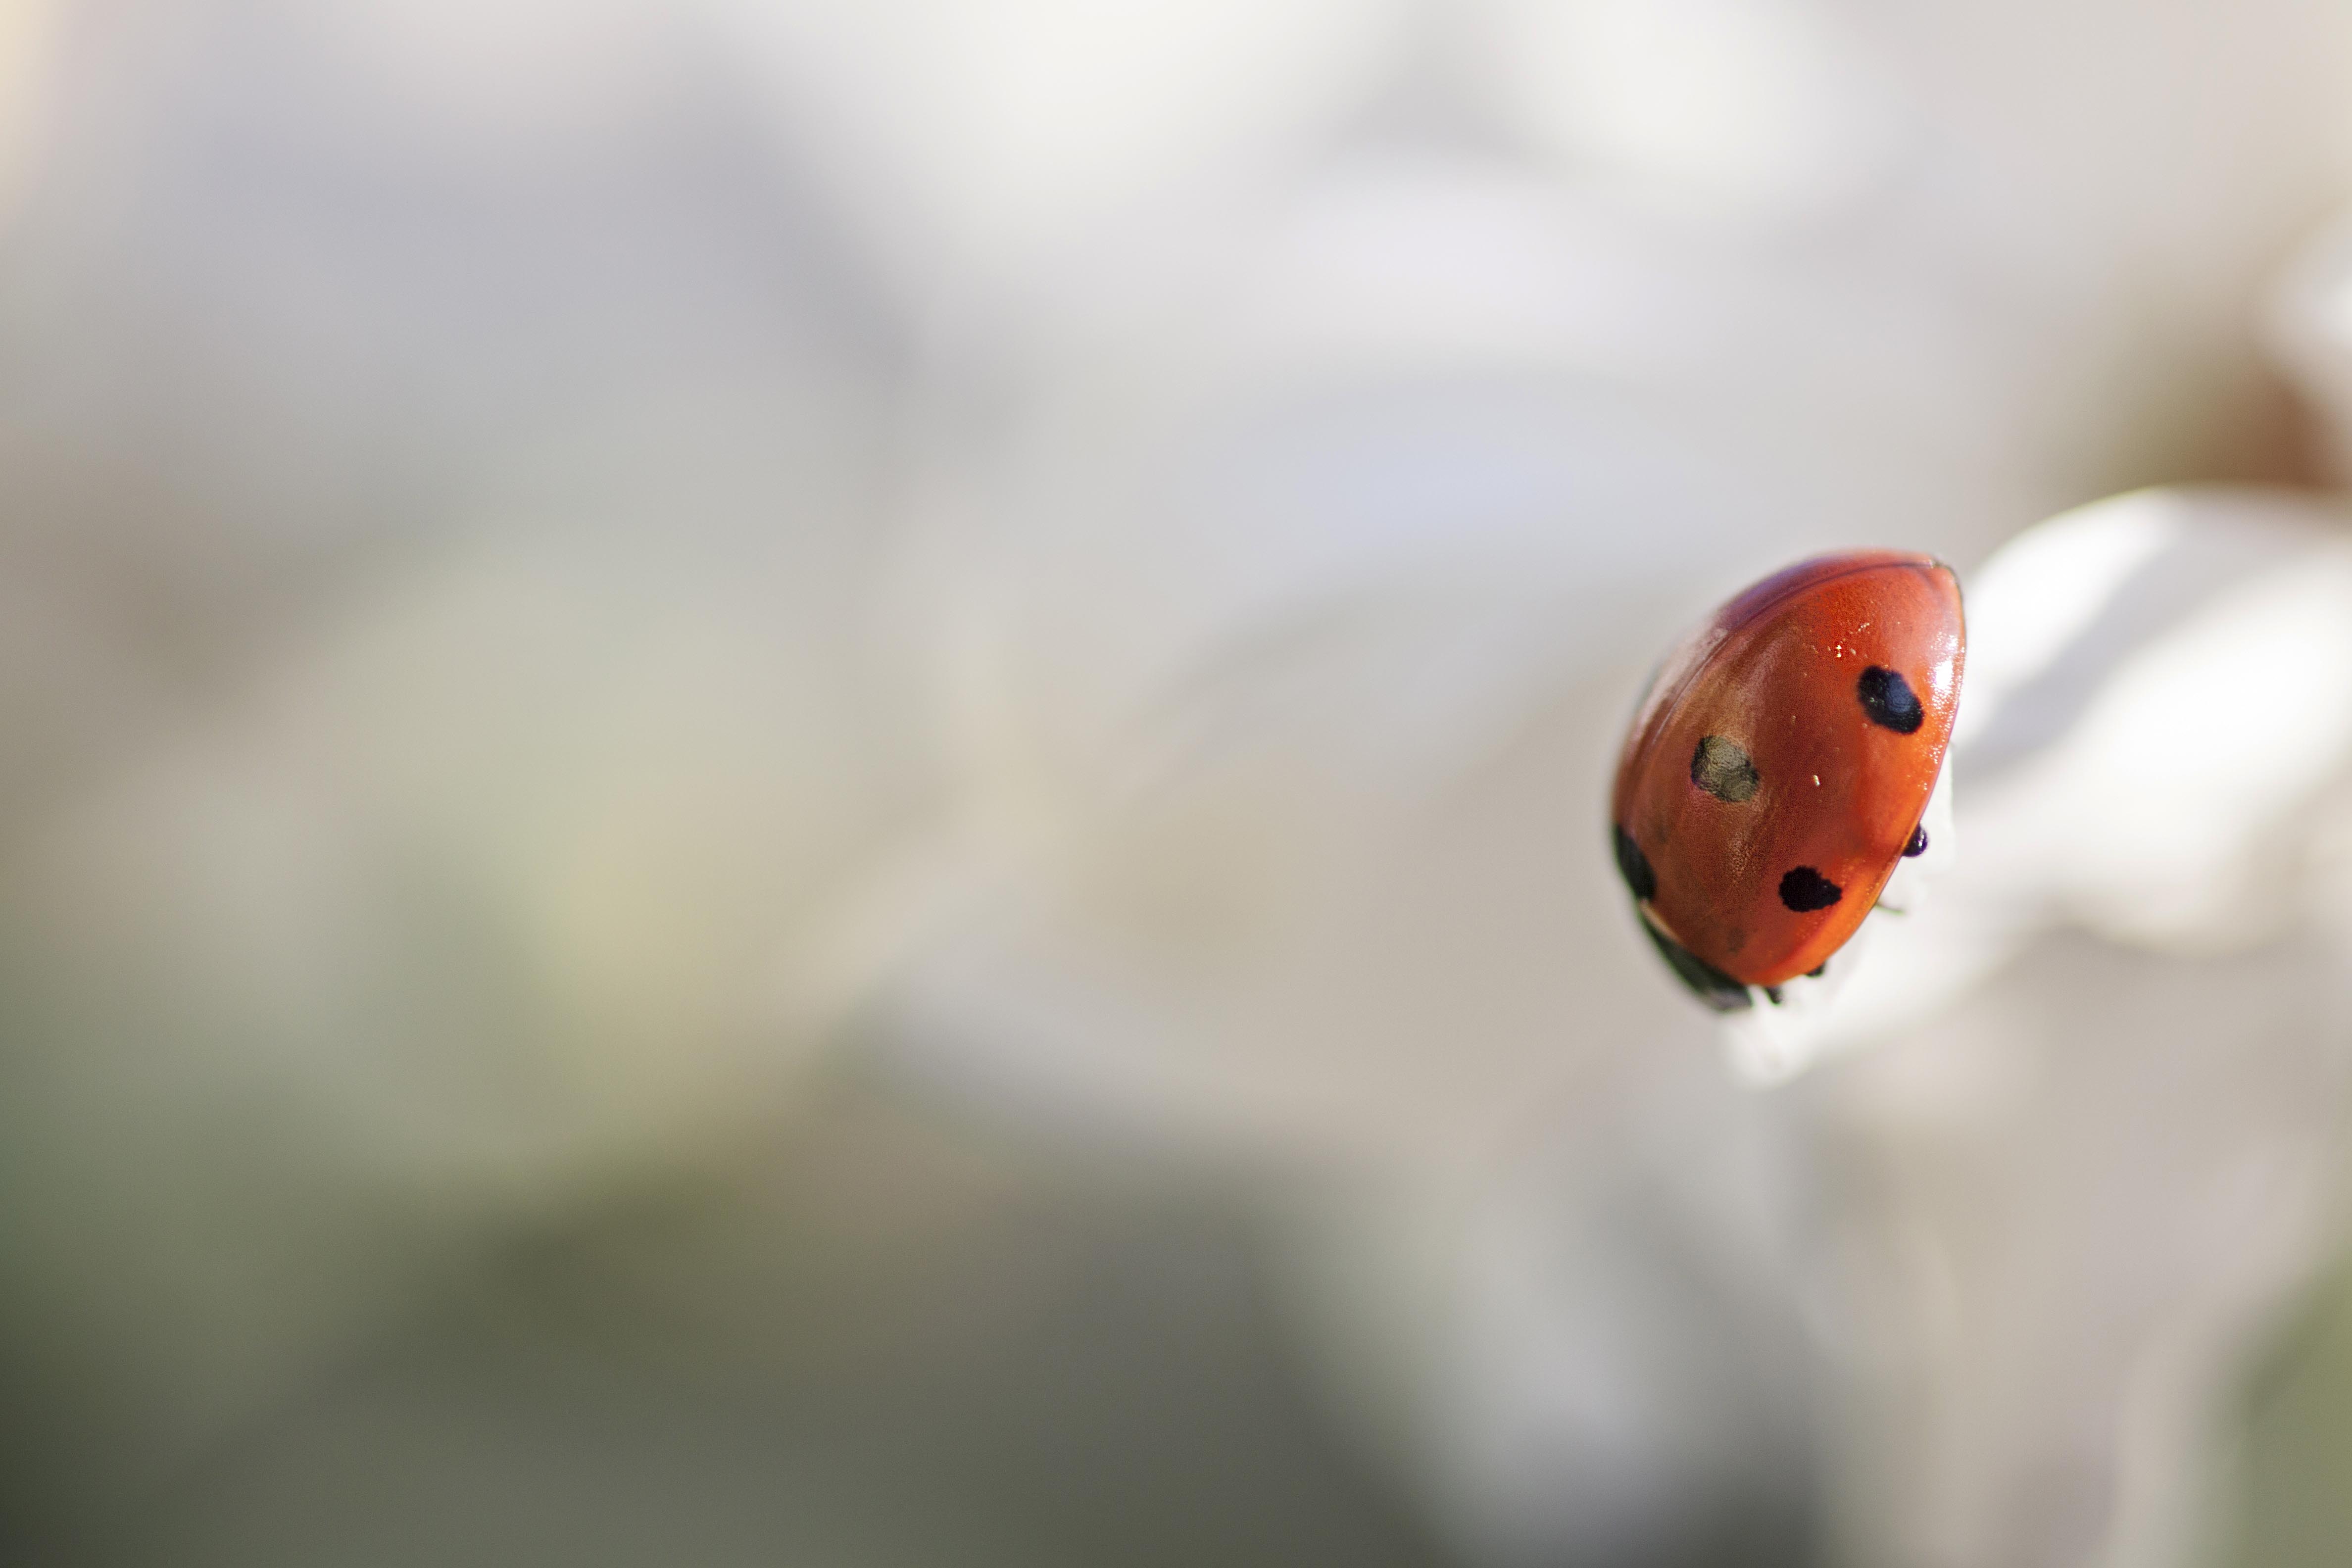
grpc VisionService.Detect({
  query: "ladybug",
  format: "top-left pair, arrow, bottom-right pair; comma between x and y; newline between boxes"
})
1610,551 -> 1964,1010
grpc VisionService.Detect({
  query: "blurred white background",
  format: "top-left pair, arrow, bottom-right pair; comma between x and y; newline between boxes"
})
6,2 -> 2352,1565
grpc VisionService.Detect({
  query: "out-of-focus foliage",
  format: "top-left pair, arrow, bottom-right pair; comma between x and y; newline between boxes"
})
2224,1262 -> 2352,1568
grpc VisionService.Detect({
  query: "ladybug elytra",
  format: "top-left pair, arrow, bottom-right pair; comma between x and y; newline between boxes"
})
1610,551 -> 1965,1010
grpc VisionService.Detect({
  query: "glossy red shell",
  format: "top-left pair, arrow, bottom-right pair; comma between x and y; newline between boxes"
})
1610,551 -> 1965,989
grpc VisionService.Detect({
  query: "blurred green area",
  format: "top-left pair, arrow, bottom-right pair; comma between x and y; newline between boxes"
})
2217,1257 -> 2352,1568
0,1066 -> 1456,1568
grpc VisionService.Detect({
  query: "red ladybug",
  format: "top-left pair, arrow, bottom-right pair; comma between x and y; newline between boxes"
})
1610,551 -> 1964,1009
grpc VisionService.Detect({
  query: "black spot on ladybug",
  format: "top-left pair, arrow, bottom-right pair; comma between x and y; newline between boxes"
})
1857,666 -> 1924,733
1613,825 -> 1657,903
1904,824 -> 1929,857
1807,961 -> 1827,978
1637,911 -> 1751,1011
1690,735 -> 1760,802
1779,866 -> 1843,912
